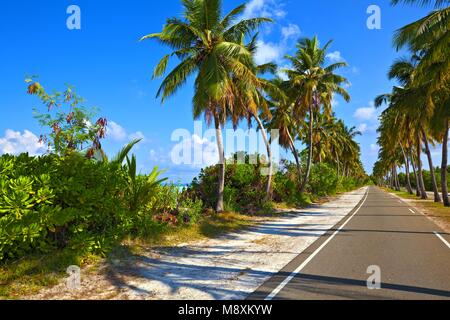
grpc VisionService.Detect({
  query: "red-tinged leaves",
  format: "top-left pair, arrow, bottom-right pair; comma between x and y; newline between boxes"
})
86,148 -> 95,159
27,83 -> 41,95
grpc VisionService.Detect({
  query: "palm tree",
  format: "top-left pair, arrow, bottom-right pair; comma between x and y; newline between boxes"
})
392,0 -> 450,204
284,36 -> 350,193
229,35 -> 279,201
265,78 -> 304,182
392,0 -> 449,103
375,54 -> 446,201
141,0 -> 271,212
429,99 -> 450,206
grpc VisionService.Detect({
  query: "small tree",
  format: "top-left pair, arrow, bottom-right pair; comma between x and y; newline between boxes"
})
25,78 -> 107,158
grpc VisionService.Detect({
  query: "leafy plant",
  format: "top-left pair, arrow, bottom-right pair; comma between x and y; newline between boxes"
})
25,78 -> 107,158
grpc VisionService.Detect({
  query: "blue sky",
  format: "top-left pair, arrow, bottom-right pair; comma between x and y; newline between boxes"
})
0,0 -> 439,183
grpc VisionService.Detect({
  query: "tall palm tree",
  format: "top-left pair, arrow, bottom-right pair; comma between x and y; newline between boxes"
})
392,0 -> 449,102
229,35 -> 279,201
284,36 -> 350,193
265,78 -> 303,182
429,98 -> 450,206
141,0 -> 271,212
375,55 -> 445,201
392,0 -> 450,204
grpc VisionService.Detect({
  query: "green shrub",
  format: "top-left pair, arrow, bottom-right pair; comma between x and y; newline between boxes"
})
178,197 -> 203,225
0,153 -> 132,261
0,151 -> 171,262
308,163 -> 339,196
190,153 -> 268,213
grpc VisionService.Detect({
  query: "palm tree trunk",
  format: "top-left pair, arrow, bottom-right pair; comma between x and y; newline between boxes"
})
417,133 -> 428,200
300,107 -> 314,193
400,144 -> 413,194
336,152 -> 340,178
288,132 -> 302,181
394,165 -> 401,191
253,113 -> 273,202
214,114 -> 225,213
441,120 -> 449,207
390,168 -> 394,189
421,128 -> 441,203
410,150 -> 421,197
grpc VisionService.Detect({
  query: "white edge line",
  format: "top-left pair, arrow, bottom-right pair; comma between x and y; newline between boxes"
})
434,232 -> 450,249
265,187 -> 370,301
393,195 -> 450,250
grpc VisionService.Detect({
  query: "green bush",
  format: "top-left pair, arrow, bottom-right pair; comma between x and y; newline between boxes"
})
273,169 -> 304,205
190,154 -> 268,213
0,153 -> 131,261
178,197 -> 203,225
308,163 -> 339,196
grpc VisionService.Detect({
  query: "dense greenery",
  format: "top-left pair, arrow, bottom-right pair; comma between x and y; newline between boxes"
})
188,153 -> 368,214
144,0 -> 366,213
373,0 -> 450,206
1,0 -> 368,291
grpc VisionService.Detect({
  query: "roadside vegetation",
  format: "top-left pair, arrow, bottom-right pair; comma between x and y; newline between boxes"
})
0,0 -> 371,299
372,0 -> 450,208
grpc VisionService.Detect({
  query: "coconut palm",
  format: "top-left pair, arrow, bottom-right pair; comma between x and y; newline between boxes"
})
375,54 -> 445,201
284,36 -> 350,193
228,34 -> 280,201
391,0 -> 450,204
265,78 -> 304,181
392,0 -> 449,102
141,0 -> 271,212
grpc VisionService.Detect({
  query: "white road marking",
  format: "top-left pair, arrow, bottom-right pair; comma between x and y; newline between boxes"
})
434,232 -> 450,249
265,188 -> 370,301
409,209 -> 415,214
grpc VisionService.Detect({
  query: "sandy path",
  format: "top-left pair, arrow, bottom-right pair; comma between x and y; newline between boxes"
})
27,187 -> 367,300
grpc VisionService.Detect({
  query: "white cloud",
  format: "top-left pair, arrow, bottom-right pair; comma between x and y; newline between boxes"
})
255,40 -> 283,65
357,123 -> 368,134
108,121 -> 127,141
354,106 -> 377,121
255,23 -> 300,65
242,0 -> 286,20
107,121 -> 146,142
242,1 -> 300,69
326,51 -> 344,62
281,23 -> 300,41
0,129 -> 46,156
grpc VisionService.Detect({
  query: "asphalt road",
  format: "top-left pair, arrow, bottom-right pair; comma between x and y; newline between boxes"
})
249,186 -> 450,300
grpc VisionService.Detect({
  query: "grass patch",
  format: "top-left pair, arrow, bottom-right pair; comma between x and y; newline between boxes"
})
0,249 -> 101,300
384,188 -> 450,231
123,212 -> 255,249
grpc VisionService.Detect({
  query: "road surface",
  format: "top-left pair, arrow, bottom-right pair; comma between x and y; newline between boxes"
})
250,186 -> 450,300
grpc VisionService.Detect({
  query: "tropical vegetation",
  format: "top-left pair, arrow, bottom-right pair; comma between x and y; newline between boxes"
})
372,0 -> 450,206
1,0 -> 369,298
